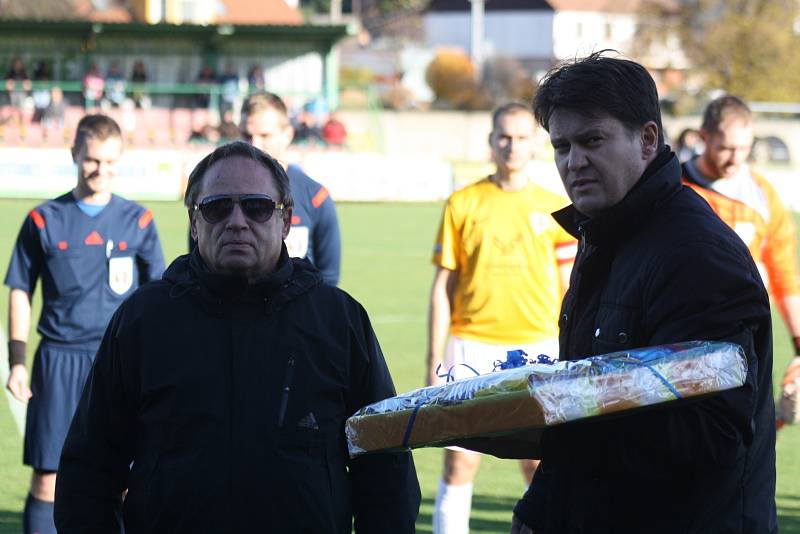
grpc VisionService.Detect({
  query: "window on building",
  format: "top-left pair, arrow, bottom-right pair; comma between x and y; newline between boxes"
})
180,0 -> 197,22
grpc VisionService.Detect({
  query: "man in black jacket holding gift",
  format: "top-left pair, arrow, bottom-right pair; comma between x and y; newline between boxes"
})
511,51 -> 776,533
54,141 -> 420,533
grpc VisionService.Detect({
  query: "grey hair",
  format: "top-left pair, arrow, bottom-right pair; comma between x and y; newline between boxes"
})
183,141 -> 293,210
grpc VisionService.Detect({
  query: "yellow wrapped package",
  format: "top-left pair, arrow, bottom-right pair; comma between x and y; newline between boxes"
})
346,341 -> 747,458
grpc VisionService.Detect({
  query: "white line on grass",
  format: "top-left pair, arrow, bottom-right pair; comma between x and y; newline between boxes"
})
0,328 -> 26,436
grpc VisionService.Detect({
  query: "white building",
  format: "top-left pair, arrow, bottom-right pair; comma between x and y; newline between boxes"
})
424,0 -> 554,72
424,0 -> 684,75
550,0 -> 640,60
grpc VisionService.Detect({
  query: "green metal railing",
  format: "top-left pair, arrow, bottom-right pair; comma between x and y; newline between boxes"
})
6,80 -> 323,112
4,80 -> 388,153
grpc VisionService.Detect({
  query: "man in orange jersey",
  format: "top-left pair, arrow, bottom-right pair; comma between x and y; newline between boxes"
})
427,102 -> 575,534
682,95 -> 800,403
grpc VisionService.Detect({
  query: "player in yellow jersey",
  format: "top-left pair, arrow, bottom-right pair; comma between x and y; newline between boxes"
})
427,103 -> 576,534
681,96 -> 800,406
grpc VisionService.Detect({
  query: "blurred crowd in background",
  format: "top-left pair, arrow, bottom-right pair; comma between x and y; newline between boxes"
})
2,56 -> 349,149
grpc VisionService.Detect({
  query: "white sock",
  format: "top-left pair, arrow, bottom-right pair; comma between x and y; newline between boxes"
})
432,479 -> 473,534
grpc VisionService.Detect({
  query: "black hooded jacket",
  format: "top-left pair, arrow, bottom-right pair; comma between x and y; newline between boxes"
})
55,246 -> 421,533
514,151 -> 777,533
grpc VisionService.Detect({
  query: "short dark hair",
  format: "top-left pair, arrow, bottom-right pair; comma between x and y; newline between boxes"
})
701,95 -> 751,133
240,92 -> 290,133
73,114 -> 122,153
491,102 -> 534,131
533,50 -> 664,148
183,141 -> 294,211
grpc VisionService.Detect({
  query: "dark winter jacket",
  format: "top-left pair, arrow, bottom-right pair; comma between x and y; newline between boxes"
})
514,150 -> 777,533
55,246 -> 421,533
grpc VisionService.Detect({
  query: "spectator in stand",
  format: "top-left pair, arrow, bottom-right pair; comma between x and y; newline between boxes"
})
42,87 -> 65,140
247,65 -> 265,93
31,61 -> 51,124
292,110 -> 323,146
4,56 -> 31,127
105,62 -> 126,108
130,60 -> 149,109
305,95 -> 329,125
218,62 -> 240,116
82,63 -> 105,111
675,127 -> 704,163
188,124 -> 220,146
322,112 -> 347,148
218,109 -> 239,142
195,64 -> 217,109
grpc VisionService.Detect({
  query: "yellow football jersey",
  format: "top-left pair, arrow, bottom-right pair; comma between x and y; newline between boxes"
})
433,178 -> 576,344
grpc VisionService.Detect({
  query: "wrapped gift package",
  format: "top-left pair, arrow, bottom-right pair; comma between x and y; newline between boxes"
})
346,341 -> 747,458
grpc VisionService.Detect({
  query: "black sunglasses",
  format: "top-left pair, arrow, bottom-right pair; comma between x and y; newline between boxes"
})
194,194 -> 284,224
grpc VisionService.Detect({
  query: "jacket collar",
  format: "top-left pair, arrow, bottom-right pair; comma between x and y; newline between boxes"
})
188,244 -> 294,300
553,149 -> 680,246
681,157 -> 715,188
163,242 -> 322,310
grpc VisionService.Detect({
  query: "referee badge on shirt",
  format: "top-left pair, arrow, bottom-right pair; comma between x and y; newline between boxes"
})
109,256 -> 134,295
285,225 -> 310,258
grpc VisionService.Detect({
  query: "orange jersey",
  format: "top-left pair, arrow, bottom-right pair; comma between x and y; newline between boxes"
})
682,160 -> 800,301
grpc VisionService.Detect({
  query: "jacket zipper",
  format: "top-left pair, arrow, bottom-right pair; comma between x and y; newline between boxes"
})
277,355 -> 295,427
568,225 -> 587,358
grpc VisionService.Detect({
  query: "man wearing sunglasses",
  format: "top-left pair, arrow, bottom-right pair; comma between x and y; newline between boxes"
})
55,141 -> 421,533
5,114 -> 165,534
240,91 -> 341,285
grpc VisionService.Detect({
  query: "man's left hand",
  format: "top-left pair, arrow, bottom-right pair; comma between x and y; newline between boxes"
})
783,356 -> 800,387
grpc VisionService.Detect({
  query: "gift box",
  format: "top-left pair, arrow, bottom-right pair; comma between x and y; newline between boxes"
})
346,341 -> 747,458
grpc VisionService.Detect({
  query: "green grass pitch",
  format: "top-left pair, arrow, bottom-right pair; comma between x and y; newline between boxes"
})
0,198 -> 798,532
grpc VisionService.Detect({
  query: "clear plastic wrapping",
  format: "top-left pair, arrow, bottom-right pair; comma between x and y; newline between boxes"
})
346,341 -> 747,458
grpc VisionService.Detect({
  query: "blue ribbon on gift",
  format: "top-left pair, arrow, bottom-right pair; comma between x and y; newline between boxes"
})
402,399 -> 425,448
623,355 -> 682,399
403,362 -> 483,447
492,350 -> 556,371
435,362 -> 482,383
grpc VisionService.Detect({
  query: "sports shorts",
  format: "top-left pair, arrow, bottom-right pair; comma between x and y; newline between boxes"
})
442,335 -> 559,381
24,340 -> 99,471
442,335 -> 559,454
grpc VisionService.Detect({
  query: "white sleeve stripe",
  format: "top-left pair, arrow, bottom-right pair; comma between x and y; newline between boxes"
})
555,244 -> 578,260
